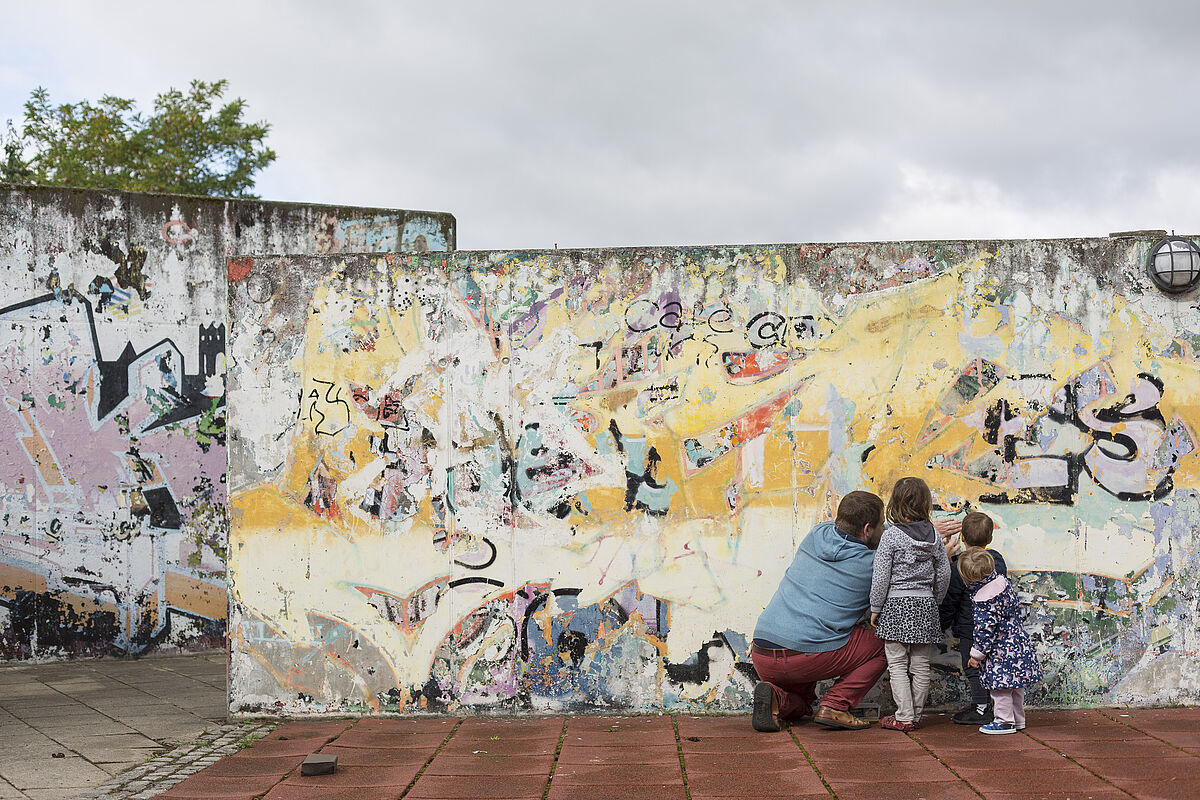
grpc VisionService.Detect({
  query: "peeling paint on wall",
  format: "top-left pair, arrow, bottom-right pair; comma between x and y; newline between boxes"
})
226,241 -> 1200,714
0,184 -> 455,659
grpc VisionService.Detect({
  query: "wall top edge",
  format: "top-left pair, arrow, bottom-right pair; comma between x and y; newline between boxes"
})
243,234 -> 1192,261
0,181 -> 456,221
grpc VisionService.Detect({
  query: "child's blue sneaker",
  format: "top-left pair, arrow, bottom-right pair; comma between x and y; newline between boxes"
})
979,721 -> 1017,734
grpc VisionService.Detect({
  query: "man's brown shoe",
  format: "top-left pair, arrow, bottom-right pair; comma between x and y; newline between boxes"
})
813,705 -> 870,730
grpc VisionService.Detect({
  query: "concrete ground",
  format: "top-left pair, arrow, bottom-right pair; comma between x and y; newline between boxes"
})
157,707 -> 1200,800
0,651 -> 226,800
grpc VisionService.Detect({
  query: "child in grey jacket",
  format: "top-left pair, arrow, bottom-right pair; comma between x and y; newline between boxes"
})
869,477 -> 952,731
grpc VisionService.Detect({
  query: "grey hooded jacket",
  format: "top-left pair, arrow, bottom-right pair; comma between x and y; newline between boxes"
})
869,521 -> 951,613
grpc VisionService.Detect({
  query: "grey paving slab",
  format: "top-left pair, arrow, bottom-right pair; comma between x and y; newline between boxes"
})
3,755 -> 111,790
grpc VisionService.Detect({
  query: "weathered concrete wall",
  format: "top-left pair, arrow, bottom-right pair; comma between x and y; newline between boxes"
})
227,240 -> 1200,714
0,184 -> 455,659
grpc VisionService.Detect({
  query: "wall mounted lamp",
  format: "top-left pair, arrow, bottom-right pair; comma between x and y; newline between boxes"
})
1146,235 -> 1200,293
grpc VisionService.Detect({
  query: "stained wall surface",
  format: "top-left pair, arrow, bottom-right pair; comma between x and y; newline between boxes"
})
0,184 -> 455,659
227,241 -> 1200,714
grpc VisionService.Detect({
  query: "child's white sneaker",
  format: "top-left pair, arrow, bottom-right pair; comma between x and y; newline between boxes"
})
979,721 -> 1017,735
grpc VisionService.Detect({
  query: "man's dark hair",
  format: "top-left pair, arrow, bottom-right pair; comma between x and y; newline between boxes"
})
961,511 -> 995,548
836,491 -> 884,534
887,476 -> 932,524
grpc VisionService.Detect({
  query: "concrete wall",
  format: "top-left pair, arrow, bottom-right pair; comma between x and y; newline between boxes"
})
226,240 -> 1200,714
0,184 -> 455,659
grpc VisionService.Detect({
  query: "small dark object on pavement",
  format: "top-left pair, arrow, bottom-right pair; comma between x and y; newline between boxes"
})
301,753 -> 338,776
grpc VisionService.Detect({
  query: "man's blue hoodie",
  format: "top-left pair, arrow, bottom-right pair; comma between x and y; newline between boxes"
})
753,521 -> 875,653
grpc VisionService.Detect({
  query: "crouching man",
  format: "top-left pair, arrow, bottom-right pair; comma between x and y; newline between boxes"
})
749,491 -> 889,731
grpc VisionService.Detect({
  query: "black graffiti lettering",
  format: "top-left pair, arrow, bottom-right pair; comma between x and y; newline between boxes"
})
706,307 -> 733,334
979,372 -> 1182,505
579,341 -> 603,370
746,311 -> 785,348
791,314 -> 819,339
624,299 -> 658,332
658,301 -> 683,330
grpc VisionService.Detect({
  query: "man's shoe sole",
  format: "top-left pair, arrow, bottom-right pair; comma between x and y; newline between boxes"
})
751,683 -> 780,732
813,715 -> 869,731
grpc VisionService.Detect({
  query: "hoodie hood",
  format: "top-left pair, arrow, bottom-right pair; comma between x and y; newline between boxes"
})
809,520 -> 870,562
895,520 -> 937,543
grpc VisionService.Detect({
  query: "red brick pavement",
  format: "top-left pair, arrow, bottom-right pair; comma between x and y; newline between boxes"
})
154,707 -> 1200,799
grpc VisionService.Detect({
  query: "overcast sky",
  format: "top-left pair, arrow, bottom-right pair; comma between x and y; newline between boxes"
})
3,2 -> 1198,251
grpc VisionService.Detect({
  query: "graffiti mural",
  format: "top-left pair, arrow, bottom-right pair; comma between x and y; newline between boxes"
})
227,241 -> 1200,714
0,184 -> 455,659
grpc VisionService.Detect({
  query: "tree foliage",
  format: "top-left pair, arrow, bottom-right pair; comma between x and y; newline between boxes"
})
1,80 -> 276,197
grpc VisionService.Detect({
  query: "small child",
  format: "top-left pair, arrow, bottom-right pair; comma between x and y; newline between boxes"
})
938,511 -> 1008,725
869,477 -> 952,731
960,547 -> 1042,734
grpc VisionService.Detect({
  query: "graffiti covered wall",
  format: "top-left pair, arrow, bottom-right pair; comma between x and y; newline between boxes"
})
0,184 -> 455,659
227,240 -> 1200,714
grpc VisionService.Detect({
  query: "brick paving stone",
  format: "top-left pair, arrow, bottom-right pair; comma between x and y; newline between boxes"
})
354,717 -> 459,734
544,783 -> 687,800
195,754 -> 304,777
1070,754 -> 1200,781
261,786 -> 408,800
689,795 -> 832,800
407,773 -> 550,798
981,791 -> 1133,800
682,751 -> 807,772
556,744 -> 679,765
156,774 -> 281,798
1103,777 -> 1195,800
822,779 -> 979,800
440,738 -> 558,756
674,716 -> 755,738
560,729 -> 677,747
331,731 -> 451,749
424,754 -> 554,775
683,769 -> 828,796
458,717 -> 564,734
1132,729 -> 1200,748
551,762 -> 683,784
953,766 -> 1116,795
568,716 -> 670,730
1038,736 -> 1187,758
680,735 -> 797,754
816,757 -> 959,783
316,745 -> 435,767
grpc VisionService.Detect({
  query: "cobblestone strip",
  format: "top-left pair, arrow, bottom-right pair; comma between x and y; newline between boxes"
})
69,721 -> 277,800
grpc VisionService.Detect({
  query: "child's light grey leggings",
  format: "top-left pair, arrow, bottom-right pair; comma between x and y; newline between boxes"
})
884,641 -> 933,723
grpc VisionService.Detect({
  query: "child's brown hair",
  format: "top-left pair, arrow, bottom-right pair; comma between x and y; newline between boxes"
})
887,476 -> 933,524
958,547 -> 995,584
961,511 -> 995,548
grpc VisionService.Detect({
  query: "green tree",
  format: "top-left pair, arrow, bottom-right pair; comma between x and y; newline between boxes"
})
1,80 -> 276,197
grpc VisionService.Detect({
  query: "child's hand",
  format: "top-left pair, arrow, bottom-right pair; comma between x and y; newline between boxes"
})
869,612 -> 880,629
968,656 -> 981,668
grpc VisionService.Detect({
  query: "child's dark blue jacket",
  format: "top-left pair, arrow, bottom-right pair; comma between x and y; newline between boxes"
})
967,572 -> 1042,690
